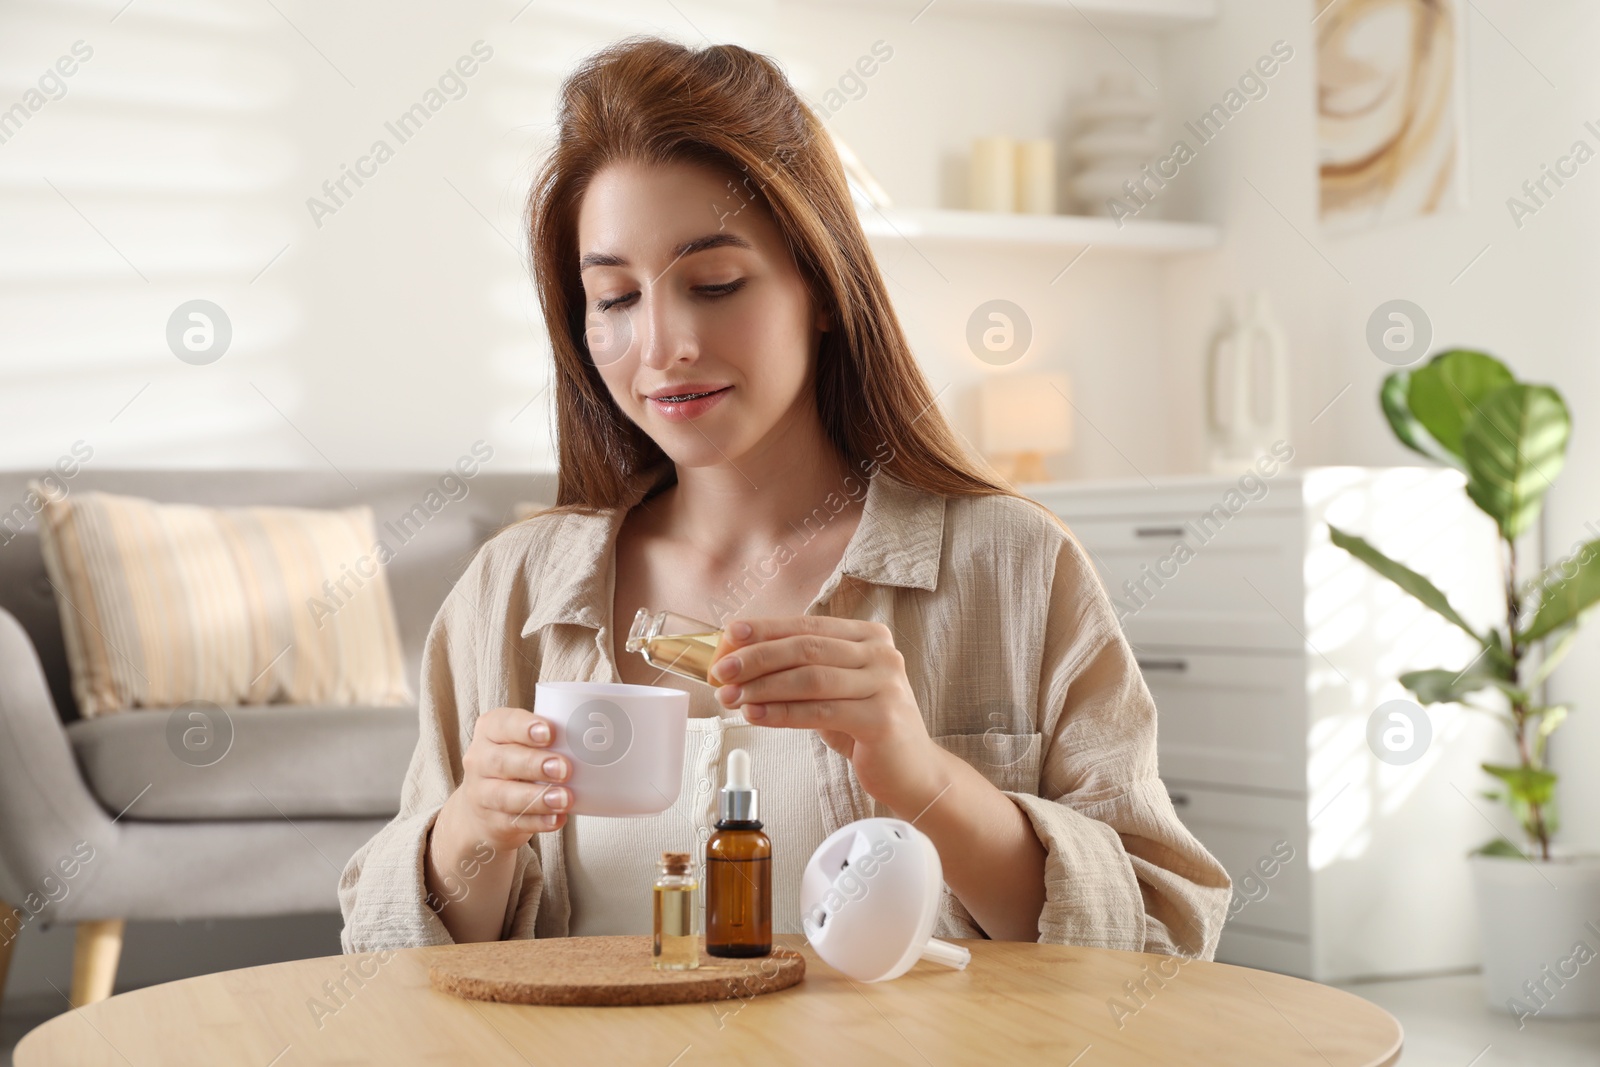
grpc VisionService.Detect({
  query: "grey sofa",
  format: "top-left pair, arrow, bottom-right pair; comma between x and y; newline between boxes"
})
0,468 -> 556,1008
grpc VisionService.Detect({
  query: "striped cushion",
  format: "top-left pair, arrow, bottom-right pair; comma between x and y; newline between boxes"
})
30,483 -> 414,717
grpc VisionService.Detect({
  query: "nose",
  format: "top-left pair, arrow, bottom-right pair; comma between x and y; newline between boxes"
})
637,284 -> 698,371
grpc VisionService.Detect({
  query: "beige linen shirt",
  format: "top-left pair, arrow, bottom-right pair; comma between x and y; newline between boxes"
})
338,462 -> 1232,957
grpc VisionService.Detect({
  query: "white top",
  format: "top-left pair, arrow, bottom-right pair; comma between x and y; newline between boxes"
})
564,715 -> 833,938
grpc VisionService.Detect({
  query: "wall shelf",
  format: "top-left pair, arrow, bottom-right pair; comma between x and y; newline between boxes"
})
857,206 -> 1220,254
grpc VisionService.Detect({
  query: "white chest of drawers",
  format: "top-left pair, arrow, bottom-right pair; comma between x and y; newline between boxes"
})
1027,466 -> 1506,981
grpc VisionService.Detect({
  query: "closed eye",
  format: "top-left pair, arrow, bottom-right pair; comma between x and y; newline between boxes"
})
696,279 -> 746,299
593,278 -> 746,313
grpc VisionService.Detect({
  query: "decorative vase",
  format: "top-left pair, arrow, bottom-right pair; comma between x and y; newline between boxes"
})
1469,851 -> 1600,1019
1069,72 -> 1160,217
1204,290 -> 1289,473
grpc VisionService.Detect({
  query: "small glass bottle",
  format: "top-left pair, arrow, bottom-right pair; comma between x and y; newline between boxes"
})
627,608 -> 725,686
652,851 -> 699,971
706,749 -> 772,958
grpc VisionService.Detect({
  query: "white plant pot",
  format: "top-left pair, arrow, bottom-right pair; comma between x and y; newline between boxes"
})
1469,851 -> 1600,1020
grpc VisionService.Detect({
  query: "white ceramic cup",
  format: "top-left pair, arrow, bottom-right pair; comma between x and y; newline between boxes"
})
533,681 -> 689,817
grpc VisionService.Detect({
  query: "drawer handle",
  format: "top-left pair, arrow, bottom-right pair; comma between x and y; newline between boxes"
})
1137,658 -> 1189,673
1169,793 -> 1191,808
1134,525 -> 1187,539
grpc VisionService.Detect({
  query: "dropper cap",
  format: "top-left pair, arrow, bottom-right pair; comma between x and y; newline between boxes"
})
719,748 -> 758,822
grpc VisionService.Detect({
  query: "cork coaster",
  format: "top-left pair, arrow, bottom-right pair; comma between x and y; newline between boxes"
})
427,935 -> 806,1007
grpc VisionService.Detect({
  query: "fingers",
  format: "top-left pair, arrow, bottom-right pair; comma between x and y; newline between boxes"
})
470,708 -> 568,780
713,631 -> 868,683
466,707 -> 573,836
479,705 -> 553,747
718,660 -> 876,711
492,777 -> 569,817
468,774 -> 569,837
486,777 -> 570,834
740,697 -> 872,731
713,633 -> 875,704
720,615 -> 887,652
710,619 -> 904,734
481,741 -> 568,784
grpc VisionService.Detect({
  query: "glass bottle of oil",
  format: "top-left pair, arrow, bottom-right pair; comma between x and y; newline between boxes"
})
627,608 -> 725,685
706,749 -> 772,958
652,851 -> 699,971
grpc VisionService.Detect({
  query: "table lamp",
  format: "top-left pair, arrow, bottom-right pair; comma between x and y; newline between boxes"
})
979,372 -> 1073,484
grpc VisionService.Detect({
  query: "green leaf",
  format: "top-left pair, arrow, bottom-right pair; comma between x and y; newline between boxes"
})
1401,668 -> 1489,705
1482,763 -> 1557,806
1533,705 -> 1569,762
1401,666 -> 1525,707
1483,763 -> 1555,849
1474,837 -> 1528,859
1483,628 -> 1517,679
1535,706 -> 1568,739
1407,350 -> 1514,460
1462,383 -> 1570,540
1381,370 -> 1460,467
1527,628 -> 1578,688
1328,524 -> 1486,644
1522,538 -> 1600,643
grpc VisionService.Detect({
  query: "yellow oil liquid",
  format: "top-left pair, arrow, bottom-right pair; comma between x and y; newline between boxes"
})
653,884 -> 699,970
639,632 -> 722,685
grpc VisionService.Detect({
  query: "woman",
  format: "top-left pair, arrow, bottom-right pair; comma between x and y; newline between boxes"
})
339,36 -> 1230,956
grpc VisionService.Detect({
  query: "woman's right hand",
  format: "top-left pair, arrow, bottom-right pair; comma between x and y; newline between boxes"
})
452,705 -> 571,852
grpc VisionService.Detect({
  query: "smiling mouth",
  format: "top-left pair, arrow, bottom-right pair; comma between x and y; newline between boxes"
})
653,387 -> 729,403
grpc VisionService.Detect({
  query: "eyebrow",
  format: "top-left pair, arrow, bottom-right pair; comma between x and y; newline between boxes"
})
578,231 -> 753,270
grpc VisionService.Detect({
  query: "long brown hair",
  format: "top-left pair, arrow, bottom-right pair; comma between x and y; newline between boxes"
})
525,35 -> 1064,530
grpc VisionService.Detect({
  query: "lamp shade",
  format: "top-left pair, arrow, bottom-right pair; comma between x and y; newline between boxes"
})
980,372 -> 1073,456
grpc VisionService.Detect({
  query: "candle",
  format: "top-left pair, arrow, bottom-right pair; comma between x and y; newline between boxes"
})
1015,139 -> 1057,215
969,135 -> 1016,212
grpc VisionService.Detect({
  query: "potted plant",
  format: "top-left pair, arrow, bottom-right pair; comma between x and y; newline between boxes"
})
1328,349 -> 1600,1020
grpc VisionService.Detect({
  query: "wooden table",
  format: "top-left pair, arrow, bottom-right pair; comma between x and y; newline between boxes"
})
16,935 -> 1402,1065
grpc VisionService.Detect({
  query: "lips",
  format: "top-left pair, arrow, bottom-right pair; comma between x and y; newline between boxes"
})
654,389 -> 720,402
647,384 -> 731,402
647,385 -> 733,422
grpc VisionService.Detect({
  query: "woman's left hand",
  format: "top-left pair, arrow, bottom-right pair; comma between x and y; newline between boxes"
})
709,616 -> 945,812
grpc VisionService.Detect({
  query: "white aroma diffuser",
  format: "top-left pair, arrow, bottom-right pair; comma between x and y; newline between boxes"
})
799,817 -> 972,982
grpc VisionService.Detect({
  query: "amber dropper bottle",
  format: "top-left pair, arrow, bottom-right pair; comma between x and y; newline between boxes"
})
705,748 -> 772,958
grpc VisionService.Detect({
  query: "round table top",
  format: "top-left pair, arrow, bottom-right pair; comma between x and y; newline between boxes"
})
16,935 -> 1402,1066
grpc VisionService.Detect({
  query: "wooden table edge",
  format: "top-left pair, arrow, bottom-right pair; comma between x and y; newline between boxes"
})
14,935 -> 1406,1067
